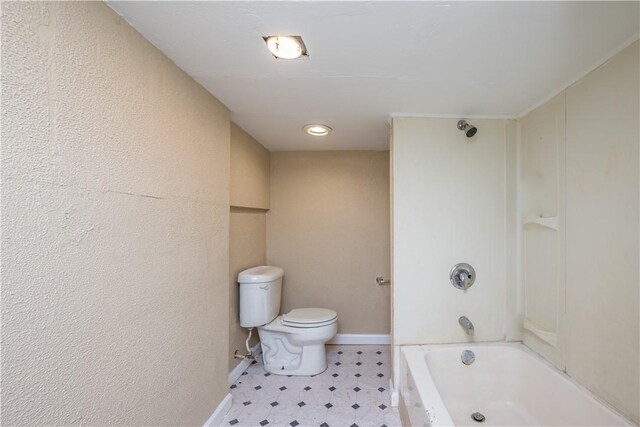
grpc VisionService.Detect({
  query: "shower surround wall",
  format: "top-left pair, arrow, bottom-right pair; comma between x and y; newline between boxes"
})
518,40 -> 639,423
518,92 -> 567,368
392,118 -> 516,345
2,3 -> 231,425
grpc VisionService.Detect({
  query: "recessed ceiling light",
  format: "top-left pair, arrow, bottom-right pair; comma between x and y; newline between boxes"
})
303,124 -> 332,137
264,35 -> 307,60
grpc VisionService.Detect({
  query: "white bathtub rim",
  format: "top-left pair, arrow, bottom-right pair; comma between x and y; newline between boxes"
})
402,346 -> 454,426
401,342 -> 634,427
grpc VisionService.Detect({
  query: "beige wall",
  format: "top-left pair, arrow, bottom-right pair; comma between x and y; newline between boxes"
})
229,124 -> 270,371
230,123 -> 270,210
518,41 -> 639,423
267,152 -> 391,334
1,3 -> 230,425
392,118 -> 514,344
229,209 -> 266,370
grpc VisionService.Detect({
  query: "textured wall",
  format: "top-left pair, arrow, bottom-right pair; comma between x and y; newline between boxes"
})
1,2 -> 230,425
229,208 -> 266,370
230,123 -> 270,210
392,118 -> 513,344
267,152 -> 391,334
229,123 -> 270,371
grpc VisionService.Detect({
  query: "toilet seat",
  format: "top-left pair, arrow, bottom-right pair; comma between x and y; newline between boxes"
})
282,308 -> 337,328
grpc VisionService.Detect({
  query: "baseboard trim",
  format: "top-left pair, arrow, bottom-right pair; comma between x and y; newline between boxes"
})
328,334 -> 392,345
203,393 -> 232,427
228,342 -> 262,387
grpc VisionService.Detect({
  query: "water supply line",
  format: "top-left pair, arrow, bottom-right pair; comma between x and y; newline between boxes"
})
234,327 -> 256,360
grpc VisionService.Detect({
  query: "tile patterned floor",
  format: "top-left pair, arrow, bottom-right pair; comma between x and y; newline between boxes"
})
222,345 -> 401,427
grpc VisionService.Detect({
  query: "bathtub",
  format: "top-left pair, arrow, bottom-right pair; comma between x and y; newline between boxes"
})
399,343 -> 632,426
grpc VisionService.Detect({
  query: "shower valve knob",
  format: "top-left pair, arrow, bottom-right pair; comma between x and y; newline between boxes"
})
450,263 -> 476,290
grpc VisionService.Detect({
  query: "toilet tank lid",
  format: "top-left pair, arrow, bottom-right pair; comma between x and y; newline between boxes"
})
238,266 -> 284,284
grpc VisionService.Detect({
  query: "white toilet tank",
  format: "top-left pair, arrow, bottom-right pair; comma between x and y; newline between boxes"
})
238,266 -> 284,328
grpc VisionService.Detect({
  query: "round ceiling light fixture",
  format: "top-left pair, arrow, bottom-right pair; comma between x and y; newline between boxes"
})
264,35 -> 307,60
303,124 -> 332,137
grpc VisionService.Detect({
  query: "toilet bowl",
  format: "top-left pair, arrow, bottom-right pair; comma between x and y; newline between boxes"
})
237,266 -> 338,376
258,308 -> 338,375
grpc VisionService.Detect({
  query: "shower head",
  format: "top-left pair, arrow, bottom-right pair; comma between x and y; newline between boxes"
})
457,120 -> 477,138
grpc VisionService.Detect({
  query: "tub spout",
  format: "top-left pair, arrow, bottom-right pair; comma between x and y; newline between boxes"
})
459,316 -> 474,336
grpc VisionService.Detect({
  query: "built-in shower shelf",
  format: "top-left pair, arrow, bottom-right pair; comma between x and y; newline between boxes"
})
523,215 -> 559,231
524,319 -> 558,347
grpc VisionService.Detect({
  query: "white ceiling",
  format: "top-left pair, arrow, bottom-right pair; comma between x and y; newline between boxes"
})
108,1 -> 639,151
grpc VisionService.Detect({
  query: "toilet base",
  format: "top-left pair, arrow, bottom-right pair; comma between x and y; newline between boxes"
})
257,318 -> 337,376
261,342 -> 328,376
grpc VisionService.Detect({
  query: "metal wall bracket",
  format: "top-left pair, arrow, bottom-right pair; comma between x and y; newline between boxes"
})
376,276 -> 390,285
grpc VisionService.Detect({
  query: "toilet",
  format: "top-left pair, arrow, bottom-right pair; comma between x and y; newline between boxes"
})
238,266 -> 338,376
